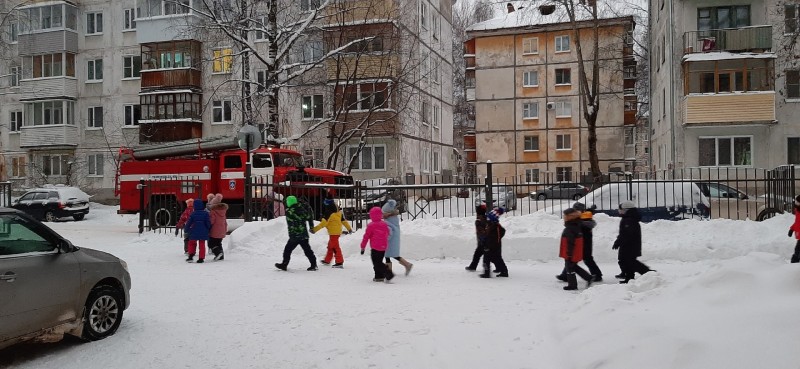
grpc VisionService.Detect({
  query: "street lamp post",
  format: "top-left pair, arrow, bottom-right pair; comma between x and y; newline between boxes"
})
238,124 -> 261,222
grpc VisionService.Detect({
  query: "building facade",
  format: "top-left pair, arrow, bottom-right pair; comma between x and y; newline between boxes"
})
465,9 -> 636,183
650,0 -> 800,170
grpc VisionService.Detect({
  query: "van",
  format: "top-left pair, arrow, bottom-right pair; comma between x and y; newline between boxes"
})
576,181 -> 710,222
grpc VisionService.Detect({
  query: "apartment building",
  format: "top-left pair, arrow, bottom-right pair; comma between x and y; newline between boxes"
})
650,0 -> 800,170
465,7 -> 636,183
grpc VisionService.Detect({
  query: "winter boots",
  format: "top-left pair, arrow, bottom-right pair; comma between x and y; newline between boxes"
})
213,253 -> 224,261
563,273 -> 578,290
307,265 -> 318,271
186,254 -> 194,263
274,263 -> 287,271
332,263 -> 344,268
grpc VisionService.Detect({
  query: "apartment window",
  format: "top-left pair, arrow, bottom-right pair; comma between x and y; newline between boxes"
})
432,15 -> 440,41
556,167 -> 573,182
256,70 -> 267,92
662,89 -> 666,117
10,111 -> 22,132
787,4 -> 800,33
687,60 -> 773,93
9,22 -> 18,42
164,0 -> 190,15
141,42 -> 199,70
123,56 -> 141,79
87,106 -> 103,128
301,0 -> 322,11
789,138 -> 800,164
22,4 -> 74,32
10,66 -> 20,87
522,37 -> 539,54
254,17 -> 267,40
697,6 -> 750,31
522,103 -> 539,119
787,70 -> 799,98
555,68 -> 571,85
660,35 -> 666,65
25,101 -> 74,126
212,48 -> 233,73
556,134 -> 572,150
302,95 -> 324,120
124,8 -> 137,30
433,105 -> 440,128
11,157 -> 26,178
304,148 -> 324,167
525,168 -> 540,183
523,71 -> 539,87
432,58 -> 440,83
555,101 -> 572,117
433,150 -> 440,173
140,92 -> 202,120
524,136 -> 539,151
555,35 -> 570,52
87,154 -> 104,176
212,100 -> 232,123
26,53 -> 75,79
625,127 -> 635,146
339,83 -> 390,111
421,147 -> 430,172
421,101 -> 430,125
86,12 -> 103,35
698,136 -> 752,166
87,59 -> 103,81
420,2 -> 428,30
302,41 -> 324,64
42,155 -> 70,176
124,104 -> 141,126
347,145 -> 386,171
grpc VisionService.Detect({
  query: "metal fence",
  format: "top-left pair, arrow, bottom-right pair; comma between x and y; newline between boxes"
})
0,182 -> 11,208
137,178 -> 205,234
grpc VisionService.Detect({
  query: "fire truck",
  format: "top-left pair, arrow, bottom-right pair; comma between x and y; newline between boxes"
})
115,136 -> 354,226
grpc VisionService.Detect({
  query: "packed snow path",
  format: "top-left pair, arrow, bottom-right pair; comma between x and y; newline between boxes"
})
1,205 -> 799,368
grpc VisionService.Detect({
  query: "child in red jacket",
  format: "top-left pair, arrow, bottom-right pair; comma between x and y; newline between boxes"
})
176,199 -> 193,254
788,195 -> 800,263
560,208 -> 593,290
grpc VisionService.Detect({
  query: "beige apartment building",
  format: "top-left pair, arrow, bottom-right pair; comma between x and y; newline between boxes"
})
465,8 -> 637,184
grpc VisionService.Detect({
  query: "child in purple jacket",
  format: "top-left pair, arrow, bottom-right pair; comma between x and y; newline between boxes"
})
360,207 -> 393,282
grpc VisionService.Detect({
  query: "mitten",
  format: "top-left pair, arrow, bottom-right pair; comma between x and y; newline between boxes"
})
360,248 -> 365,255
789,229 -> 794,238
612,243 -> 620,250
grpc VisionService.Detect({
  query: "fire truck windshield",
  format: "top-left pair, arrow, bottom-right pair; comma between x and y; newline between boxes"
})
252,153 -> 305,168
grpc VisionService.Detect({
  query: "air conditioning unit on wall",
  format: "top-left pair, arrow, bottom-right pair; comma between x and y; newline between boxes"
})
546,102 -> 555,110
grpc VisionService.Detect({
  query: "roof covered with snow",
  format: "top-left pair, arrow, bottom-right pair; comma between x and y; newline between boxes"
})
466,2 -> 633,34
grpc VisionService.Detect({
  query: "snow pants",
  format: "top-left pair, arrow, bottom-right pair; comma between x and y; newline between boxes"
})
564,260 -> 592,281
281,238 -> 317,267
188,240 -> 206,260
323,235 -> 343,264
618,256 -> 651,279
467,241 -> 485,270
558,240 -> 602,278
791,240 -> 800,263
209,237 -> 223,257
370,249 -> 393,280
483,246 -> 507,274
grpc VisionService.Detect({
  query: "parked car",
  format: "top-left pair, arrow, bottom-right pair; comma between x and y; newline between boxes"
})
696,182 -> 791,221
575,180 -> 710,222
475,184 -> 517,210
530,183 -> 589,201
0,208 -> 131,350
338,178 -> 407,218
11,186 -> 90,222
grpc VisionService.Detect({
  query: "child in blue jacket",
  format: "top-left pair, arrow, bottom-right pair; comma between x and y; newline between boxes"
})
185,198 -> 211,263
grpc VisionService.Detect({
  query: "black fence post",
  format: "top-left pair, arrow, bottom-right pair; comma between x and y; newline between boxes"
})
485,160 -> 494,209
137,179 -> 146,234
355,181 -> 363,230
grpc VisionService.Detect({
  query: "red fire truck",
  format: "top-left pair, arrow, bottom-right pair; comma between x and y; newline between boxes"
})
115,136 -> 354,225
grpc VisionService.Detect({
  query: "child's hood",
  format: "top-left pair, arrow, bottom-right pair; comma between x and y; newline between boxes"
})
193,199 -> 206,211
381,199 -> 397,213
369,206 -> 384,222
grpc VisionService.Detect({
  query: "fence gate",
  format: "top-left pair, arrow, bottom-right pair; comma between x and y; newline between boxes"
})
138,178 -> 204,234
763,165 -> 796,220
0,182 -> 11,208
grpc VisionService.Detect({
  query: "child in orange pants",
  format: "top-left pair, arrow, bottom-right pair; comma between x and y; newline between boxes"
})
312,200 -> 352,268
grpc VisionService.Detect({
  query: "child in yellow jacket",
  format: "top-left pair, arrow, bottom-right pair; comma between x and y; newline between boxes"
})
313,199 -> 352,268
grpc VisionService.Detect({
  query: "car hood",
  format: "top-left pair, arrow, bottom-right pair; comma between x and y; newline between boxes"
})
76,247 -> 123,264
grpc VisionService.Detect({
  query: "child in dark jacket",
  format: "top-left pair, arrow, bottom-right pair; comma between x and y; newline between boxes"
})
466,205 -> 489,271
613,201 -> 652,283
560,208 -> 593,290
184,199 -> 211,263
275,196 -> 318,271
480,207 -> 508,278
557,202 -> 602,282
787,195 -> 800,263
176,198 -> 193,254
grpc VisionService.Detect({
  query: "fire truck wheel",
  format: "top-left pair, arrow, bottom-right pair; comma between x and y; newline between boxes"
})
149,198 -> 179,228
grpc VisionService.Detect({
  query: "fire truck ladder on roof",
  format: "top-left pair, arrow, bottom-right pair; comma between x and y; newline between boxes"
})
118,136 -> 241,161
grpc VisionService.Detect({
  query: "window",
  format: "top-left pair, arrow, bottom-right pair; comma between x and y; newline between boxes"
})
787,4 -> 800,33
140,92 -> 202,121
555,101 -> 572,117
697,6 -> 750,31
42,155 -> 70,176
789,138 -> 800,165
302,41 -> 323,63
556,167 -> 573,182
124,104 -> 141,126
300,0 -> 322,11
625,127 -> 635,145
555,35 -> 570,52
9,22 -> 17,43
0,214 -> 59,256
256,70 -> 267,92
302,95 -> 324,120
254,17 -> 268,40
10,66 -> 20,87
86,12 -> 103,35
141,41 -> 199,70
523,136 -> 539,151
87,153 -> 104,176
224,155 -> 243,169
421,101 -> 430,125
164,0 -> 190,15
523,37 -> 539,54
338,83 -> 390,111
687,60 -> 773,94
787,70 -> 799,98
555,68 -> 571,85
522,103 -> 538,119
433,105 -> 440,129
212,48 -> 233,73
304,148 -> 324,167
525,168 -> 539,183
421,147 -> 430,172
123,56 -> 141,78
347,145 -> 386,171
25,53 -> 74,79
11,157 -> 26,178
523,71 -> 539,87
698,136 -> 752,166
420,2 -> 428,30
25,101 -> 75,126
556,134 -> 572,150
432,14 -> 440,41
431,58 -> 440,83
87,106 -> 103,128
10,111 -> 22,132
433,150 -> 440,173
87,59 -> 103,81
124,8 -> 137,30
22,4 -> 72,32
212,100 -> 232,123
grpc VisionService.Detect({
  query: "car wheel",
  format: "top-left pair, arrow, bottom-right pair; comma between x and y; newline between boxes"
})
572,194 -> 582,200
44,211 -> 57,222
73,214 -> 85,221
537,194 -> 546,201
82,285 -> 124,341
756,208 -> 781,222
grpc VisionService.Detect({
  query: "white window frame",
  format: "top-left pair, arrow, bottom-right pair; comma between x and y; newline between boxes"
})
431,57 -> 440,84
300,0 -> 322,12
256,70 -> 267,93
123,55 -> 141,79
86,12 -> 103,35
433,104 -> 440,129
556,134 -> 572,151
347,144 -> 387,171
302,40 -> 323,64
523,135 -> 539,151
344,83 -> 392,112
556,167 -> 573,182
523,70 -> 539,87
212,48 -> 233,74
421,101 -> 430,126
522,37 -> 539,55
10,66 -> 20,87
787,69 -> 800,99
420,2 -> 428,30
302,94 -> 324,120
785,4 -> 800,34
11,156 -> 26,178
698,136 -> 754,167
9,22 -> 18,43
42,154 -> 69,176
555,35 -> 570,53
212,100 -> 233,123
87,106 -> 103,129
433,149 -> 440,174
123,104 -> 140,127
525,168 -> 540,184
555,68 -> 571,85
555,101 -> 572,118
432,14 -> 440,41
421,147 -> 430,173
25,100 -> 75,126
522,102 -> 539,119
87,59 -> 103,82
123,8 -> 136,31
10,111 -> 23,133
254,17 -> 268,40
87,153 -> 104,176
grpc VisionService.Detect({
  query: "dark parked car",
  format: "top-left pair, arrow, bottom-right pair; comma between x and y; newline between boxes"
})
338,179 -> 407,218
11,186 -> 90,222
0,208 -> 131,350
530,183 -> 589,200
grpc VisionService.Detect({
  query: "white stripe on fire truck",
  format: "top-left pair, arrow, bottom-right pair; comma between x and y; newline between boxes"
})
118,173 -> 213,181
220,172 -> 245,179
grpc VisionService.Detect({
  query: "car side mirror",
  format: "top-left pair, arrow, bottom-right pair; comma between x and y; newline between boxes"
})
740,193 -> 749,200
58,239 -> 74,253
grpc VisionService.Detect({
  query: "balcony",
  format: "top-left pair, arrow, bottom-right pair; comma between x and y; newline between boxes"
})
19,77 -> 78,101
683,92 -> 776,125
19,124 -> 79,148
136,14 -> 202,44
18,30 -> 78,55
141,68 -> 202,89
683,26 -> 772,55
624,96 -> 637,125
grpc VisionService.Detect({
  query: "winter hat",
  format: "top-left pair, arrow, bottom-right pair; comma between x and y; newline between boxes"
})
619,200 -> 636,209
185,198 -> 194,207
563,208 -> 581,222
210,194 -> 223,205
207,193 -> 215,203
572,202 -> 586,211
382,199 -> 397,213
286,196 -> 298,208
486,207 -> 505,222
475,204 -> 487,216
323,198 -> 334,206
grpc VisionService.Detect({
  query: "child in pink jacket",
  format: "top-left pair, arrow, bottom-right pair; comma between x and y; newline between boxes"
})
208,194 -> 228,261
361,206 -> 393,282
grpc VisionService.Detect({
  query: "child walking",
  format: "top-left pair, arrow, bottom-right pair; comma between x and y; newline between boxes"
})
466,205 -> 489,271
313,199 -> 352,268
382,199 -> 413,276
208,194 -> 228,261
480,207 -> 508,278
613,201 -> 652,283
560,208 -> 593,290
361,206 -> 393,282
788,195 -> 800,263
176,198 -> 193,254
275,196 -> 318,271
184,199 -> 211,263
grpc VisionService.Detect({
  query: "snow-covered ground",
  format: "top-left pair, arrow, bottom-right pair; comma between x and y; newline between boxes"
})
2,204 -> 800,368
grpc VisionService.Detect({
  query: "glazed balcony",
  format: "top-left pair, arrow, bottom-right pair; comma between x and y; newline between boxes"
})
19,124 -> 79,148
140,68 -> 202,89
683,26 -> 772,55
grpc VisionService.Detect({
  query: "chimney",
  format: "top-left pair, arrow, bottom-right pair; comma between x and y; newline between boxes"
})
507,3 -> 515,13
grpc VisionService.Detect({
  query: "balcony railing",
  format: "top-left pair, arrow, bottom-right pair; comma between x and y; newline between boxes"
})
683,26 -> 772,55
19,124 -> 79,148
141,68 -> 202,89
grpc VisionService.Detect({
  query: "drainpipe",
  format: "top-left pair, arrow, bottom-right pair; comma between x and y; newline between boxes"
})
668,0 -> 677,175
